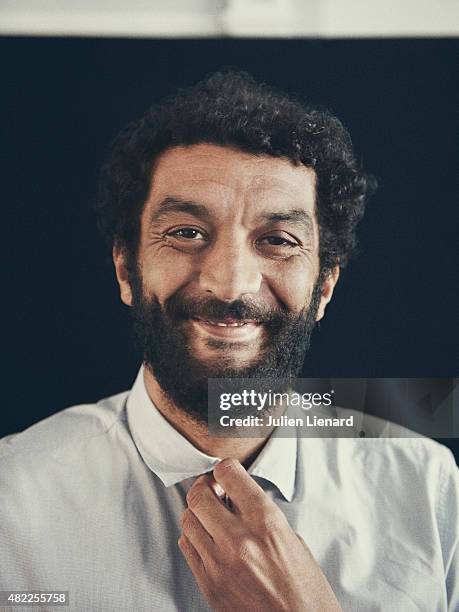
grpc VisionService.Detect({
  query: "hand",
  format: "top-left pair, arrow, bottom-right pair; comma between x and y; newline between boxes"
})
179,458 -> 342,612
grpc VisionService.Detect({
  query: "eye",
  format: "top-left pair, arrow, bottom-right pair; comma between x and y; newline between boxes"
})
259,236 -> 297,247
257,234 -> 299,249
167,227 -> 207,241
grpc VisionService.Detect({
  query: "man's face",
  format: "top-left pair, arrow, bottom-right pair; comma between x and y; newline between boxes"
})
115,143 -> 338,420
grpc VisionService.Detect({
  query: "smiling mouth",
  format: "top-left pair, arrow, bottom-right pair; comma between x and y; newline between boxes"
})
193,317 -> 257,327
191,317 -> 262,340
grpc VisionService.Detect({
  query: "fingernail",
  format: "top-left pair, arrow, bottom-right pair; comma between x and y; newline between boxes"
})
212,482 -> 226,498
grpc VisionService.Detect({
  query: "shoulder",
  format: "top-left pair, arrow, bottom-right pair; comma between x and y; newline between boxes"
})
0,390 -> 133,577
298,435 -> 458,515
353,435 -> 458,479
333,405 -> 458,479
0,390 -> 130,471
331,435 -> 458,485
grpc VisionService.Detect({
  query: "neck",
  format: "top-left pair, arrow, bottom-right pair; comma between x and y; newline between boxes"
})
143,366 -> 270,468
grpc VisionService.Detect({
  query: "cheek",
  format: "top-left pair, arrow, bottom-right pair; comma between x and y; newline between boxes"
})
140,252 -> 195,304
266,259 -> 318,313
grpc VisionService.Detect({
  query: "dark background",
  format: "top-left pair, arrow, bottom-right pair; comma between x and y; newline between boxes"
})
2,37 -> 458,459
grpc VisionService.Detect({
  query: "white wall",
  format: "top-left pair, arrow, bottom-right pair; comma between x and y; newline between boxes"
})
0,0 -> 457,37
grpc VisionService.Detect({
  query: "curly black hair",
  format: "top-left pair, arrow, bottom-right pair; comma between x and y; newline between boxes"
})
96,70 -> 376,276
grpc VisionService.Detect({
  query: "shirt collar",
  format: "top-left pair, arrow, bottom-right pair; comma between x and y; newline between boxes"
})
126,366 -> 297,502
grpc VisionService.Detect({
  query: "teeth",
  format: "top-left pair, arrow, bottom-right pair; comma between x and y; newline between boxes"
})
199,319 -> 247,327
212,321 -> 246,327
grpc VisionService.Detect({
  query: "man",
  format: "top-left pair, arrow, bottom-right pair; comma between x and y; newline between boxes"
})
1,71 -> 457,611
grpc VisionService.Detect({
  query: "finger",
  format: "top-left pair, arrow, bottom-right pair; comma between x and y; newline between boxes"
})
186,474 -> 238,541
178,535 -> 214,604
296,533 -> 315,560
297,533 -> 309,550
213,457 -> 268,516
178,534 -> 206,580
208,475 -> 234,510
208,476 -> 226,500
180,507 -> 215,559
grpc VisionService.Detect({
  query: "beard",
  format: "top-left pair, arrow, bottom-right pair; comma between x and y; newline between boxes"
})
128,267 -> 322,424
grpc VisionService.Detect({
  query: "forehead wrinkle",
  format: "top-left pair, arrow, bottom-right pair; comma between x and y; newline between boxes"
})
184,177 -> 240,192
249,166 -> 316,191
244,184 -> 316,218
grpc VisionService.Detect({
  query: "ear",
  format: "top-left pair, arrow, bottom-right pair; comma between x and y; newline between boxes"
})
113,245 -> 133,306
316,266 -> 340,322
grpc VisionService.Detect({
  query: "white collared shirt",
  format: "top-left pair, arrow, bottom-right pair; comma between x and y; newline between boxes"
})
0,367 -> 457,611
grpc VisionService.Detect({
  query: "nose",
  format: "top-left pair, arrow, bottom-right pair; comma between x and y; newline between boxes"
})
198,235 -> 262,301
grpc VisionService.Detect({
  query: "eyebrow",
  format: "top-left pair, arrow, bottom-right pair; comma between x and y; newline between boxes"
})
149,198 -> 314,237
149,196 -> 212,225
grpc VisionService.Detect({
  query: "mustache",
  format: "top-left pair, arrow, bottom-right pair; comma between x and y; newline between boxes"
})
163,294 -> 292,324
